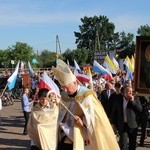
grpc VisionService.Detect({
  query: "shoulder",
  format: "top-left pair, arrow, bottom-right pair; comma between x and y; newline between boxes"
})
76,89 -> 97,102
78,86 -> 89,94
111,89 -> 115,93
101,89 -> 106,93
22,94 -> 28,99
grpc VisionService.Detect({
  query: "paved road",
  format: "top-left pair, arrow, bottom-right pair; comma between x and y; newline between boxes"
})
0,99 -> 150,150
0,99 -> 30,149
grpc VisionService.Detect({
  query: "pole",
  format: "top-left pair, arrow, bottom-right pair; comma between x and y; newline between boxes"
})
46,90 -> 87,129
59,101 -> 87,129
59,101 -> 76,119
0,82 -> 8,99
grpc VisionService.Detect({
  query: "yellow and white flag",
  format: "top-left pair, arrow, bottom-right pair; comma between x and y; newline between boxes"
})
130,55 -> 135,71
103,55 -> 118,74
112,57 -> 119,70
86,67 -> 93,89
124,56 -> 134,73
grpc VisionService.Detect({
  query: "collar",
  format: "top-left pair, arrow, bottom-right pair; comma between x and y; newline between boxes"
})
68,90 -> 77,97
68,85 -> 80,97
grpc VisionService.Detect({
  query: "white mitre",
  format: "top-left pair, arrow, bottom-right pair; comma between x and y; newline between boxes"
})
52,59 -> 76,86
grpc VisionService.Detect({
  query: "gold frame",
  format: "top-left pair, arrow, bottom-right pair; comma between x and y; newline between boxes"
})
134,36 -> 150,96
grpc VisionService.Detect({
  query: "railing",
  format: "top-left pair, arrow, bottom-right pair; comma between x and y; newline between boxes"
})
0,67 -> 52,75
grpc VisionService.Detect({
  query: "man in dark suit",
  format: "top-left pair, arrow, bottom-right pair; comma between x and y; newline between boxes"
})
138,96 -> 150,147
111,85 -> 142,150
100,82 -> 115,118
108,82 -> 122,119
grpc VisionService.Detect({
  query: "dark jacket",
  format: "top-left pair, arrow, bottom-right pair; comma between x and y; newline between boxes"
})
111,95 -> 142,131
100,89 -> 115,117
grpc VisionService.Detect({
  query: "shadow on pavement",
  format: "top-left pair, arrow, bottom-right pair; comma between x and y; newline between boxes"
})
0,138 -> 30,149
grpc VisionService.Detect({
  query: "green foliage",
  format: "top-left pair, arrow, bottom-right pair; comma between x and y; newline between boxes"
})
62,48 -> 88,66
117,32 -> 135,59
73,48 -> 88,65
74,15 -> 136,61
0,49 -> 11,67
137,24 -> 150,36
74,15 -> 116,51
40,50 -> 56,67
62,49 -> 74,64
8,42 -> 34,63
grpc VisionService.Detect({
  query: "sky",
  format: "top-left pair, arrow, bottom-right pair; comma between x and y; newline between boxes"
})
0,0 -> 150,54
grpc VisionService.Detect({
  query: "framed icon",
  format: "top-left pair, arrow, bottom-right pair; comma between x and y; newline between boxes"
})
134,36 -> 150,96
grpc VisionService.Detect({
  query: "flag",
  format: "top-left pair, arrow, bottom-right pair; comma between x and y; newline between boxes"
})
123,56 -> 134,80
38,72 -> 61,97
28,61 -> 34,77
74,59 -> 81,72
7,61 -> 20,90
123,56 -> 134,73
103,55 -> 118,74
112,57 -> 119,70
92,60 -> 112,81
86,67 -> 93,89
93,60 -> 111,75
126,66 -> 133,80
20,61 -> 25,74
74,69 -> 90,83
130,55 -> 135,70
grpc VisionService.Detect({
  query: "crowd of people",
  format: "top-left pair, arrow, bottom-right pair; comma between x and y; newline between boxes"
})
92,73 -> 150,149
19,59 -> 150,150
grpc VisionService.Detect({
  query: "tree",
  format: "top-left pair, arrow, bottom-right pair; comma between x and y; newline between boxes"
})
8,42 -> 34,65
72,48 -> 88,65
137,24 -> 150,36
0,49 -> 11,67
62,49 -> 74,64
107,32 -> 120,51
62,48 -> 88,66
74,15 -> 116,52
40,50 -> 56,67
117,32 -> 135,58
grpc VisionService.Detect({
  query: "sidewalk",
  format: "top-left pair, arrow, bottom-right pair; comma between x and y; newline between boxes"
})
0,100 -> 30,149
0,100 -> 150,149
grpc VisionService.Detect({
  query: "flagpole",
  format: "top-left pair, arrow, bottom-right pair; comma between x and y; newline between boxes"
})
59,101 -> 87,129
59,101 -> 76,119
0,82 -> 8,98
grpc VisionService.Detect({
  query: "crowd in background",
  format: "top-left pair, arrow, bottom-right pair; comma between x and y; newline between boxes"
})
22,67 -> 150,148
0,66 -> 150,149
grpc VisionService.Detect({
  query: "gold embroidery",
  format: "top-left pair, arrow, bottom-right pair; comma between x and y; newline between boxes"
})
61,90 -> 98,102
75,90 -> 97,101
83,104 -> 89,109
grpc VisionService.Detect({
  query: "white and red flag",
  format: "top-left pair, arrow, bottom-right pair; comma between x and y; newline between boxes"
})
74,69 -> 90,83
38,72 -> 61,97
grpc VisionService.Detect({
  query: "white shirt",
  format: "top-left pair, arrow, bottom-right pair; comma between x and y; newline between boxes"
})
107,90 -> 110,98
